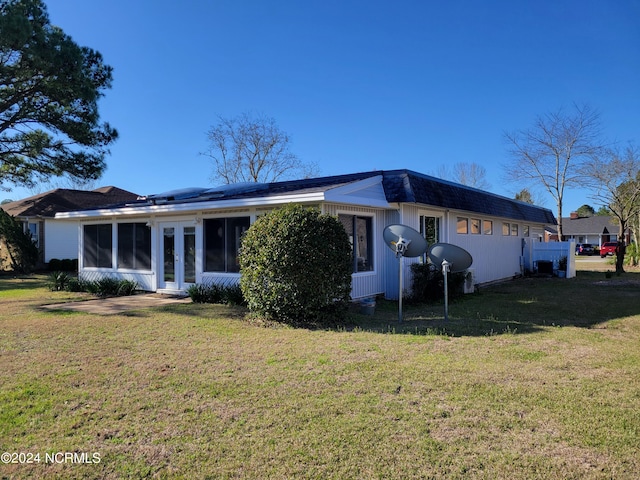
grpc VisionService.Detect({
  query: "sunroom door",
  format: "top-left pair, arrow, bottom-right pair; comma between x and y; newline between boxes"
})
158,222 -> 196,292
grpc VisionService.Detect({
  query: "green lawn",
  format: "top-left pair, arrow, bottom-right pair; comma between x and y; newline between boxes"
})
1,270 -> 639,479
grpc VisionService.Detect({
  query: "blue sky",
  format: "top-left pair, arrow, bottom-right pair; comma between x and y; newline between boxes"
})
5,0 -> 640,214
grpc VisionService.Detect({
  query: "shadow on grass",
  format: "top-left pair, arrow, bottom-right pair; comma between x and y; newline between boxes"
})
348,270 -> 640,337
120,270 -> 640,337
25,270 -> 640,338
0,273 -> 48,291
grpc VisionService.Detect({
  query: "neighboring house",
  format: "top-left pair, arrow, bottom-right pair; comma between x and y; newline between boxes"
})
557,212 -> 631,246
55,170 -> 556,299
1,186 -> 139,266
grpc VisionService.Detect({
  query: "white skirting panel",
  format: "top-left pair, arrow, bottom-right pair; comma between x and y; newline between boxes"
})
200,273 -> 240,287
79,270 -> 155,291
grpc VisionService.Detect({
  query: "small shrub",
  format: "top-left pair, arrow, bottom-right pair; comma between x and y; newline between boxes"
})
68,278 -> 137,296
409,263 -> 465,303
94,278 -> 122,297
116,279 -> 138,296
48,258 -> 78,272
188,283 -> 223,304
61,258 -> 78,272
48,258 -> 62,271
47,271 -> 71,291
187,283 -> 246,306
66,277 -> 90,292
222,283 -> 246,306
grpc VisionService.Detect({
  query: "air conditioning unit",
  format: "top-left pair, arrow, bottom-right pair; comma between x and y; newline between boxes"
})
464,268 -> 475,294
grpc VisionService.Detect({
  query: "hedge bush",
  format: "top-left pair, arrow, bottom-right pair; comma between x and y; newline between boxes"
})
48,258 -> 78,272
187,283 -> 246,306
409,262 -> 466,303
49,275 -> 138,296
239,204 -> 353,325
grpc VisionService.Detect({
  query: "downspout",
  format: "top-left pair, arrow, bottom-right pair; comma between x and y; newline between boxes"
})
443,210 -> 451,243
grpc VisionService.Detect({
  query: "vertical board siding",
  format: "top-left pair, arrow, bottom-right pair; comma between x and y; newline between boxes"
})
324,203 -> 388,299
529,241 -> 576,278
44,219 -> 80,262
75,202 -> 554,297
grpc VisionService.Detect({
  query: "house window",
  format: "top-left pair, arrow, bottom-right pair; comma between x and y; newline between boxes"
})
483,220 -> 493,235
339,214 -> 373,272
117,223 -> 151,270
502,223 -> 510,235
511,223 -> 519,236
25,222 -> 39,248
471,218 -> 481,235
83,224 -> 112,268
203,217 -> 250,272
523,225 -> 530,237
419,215 -> 440,263
457,217 -> 468,234
419,215 -> 440,245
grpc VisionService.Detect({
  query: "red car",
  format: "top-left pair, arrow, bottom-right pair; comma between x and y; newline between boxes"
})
600,242 -> 617,257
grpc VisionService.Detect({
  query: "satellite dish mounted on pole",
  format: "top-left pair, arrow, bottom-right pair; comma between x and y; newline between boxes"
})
427,243 -> 473,320
383,224 -> 428,322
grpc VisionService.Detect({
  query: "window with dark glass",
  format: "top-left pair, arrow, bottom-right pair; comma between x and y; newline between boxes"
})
203,217 -> 250,272
83,224 -> 112,268
419,215 -> 440,263
118,223 -> 151,270
339,214 -> 373,272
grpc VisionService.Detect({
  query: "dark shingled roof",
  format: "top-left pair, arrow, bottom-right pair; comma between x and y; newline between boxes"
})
1,186 -> 139,217
137,169 -> 556,224
561,215 -> 620,235
381,170 -> 557,224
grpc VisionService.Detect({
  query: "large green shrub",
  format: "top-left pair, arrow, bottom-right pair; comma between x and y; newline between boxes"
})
239,204 -> 353,325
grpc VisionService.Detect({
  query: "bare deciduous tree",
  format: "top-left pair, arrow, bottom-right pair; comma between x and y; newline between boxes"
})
453,162 -> 491,190
504,104 -> 604,239
434,162 -> 491,190
583,144 -> 640,273
204,112 -> 318,185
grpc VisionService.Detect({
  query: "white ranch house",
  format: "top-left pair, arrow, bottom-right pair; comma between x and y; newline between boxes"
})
55,170 -> 557,299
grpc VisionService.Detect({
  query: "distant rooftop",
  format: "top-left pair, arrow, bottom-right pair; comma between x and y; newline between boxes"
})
1,186 -> 139,217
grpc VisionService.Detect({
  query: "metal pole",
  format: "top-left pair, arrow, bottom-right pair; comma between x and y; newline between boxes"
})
398,255 -> 403,322
442,259 -> 450,321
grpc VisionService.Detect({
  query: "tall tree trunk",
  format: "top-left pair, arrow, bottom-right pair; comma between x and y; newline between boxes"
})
556,200 -> 563,240
616,220 -> 627,274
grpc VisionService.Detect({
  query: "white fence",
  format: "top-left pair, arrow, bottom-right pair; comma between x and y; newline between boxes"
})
527,241 -> 576,278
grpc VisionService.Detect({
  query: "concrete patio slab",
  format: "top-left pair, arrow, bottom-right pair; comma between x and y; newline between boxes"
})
40,293 -> 191,315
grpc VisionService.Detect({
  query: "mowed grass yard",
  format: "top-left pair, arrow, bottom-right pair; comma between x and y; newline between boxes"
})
1,262 -> 639,479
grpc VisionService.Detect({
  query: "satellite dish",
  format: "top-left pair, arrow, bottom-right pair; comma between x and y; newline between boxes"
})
383,224 -> 428,323
383,224 -> 428,258
428,243 -> 473,273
